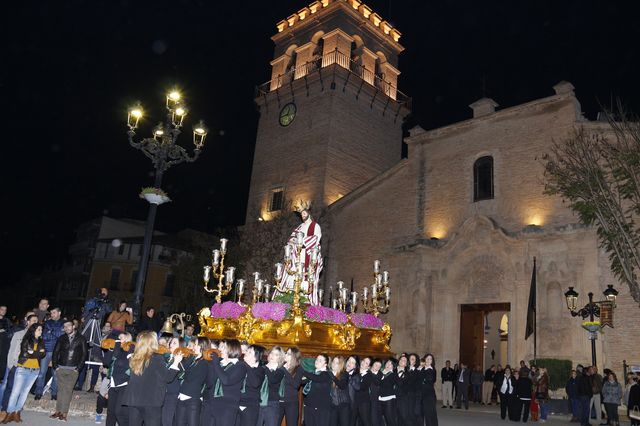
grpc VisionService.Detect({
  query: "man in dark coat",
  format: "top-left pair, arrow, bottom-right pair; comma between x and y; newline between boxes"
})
456,362 -> 471,409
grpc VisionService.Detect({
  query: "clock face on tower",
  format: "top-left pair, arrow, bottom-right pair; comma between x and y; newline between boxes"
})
279,102 -> 296,127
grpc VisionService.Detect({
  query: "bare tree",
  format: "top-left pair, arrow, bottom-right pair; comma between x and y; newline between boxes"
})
544,107 -> 640,306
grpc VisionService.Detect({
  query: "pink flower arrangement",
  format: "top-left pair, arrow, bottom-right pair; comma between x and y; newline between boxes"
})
350,313 -> 384,329
209,301 -> 246,319
305,305 -> 348,324
252,302 -> 290,321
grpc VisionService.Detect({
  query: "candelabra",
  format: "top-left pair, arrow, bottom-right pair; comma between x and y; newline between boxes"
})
331,281 -> 357,312
361,260 -> 391,317
203,238 -> 236,304
160,312 -> 191,337
273,231 -> 321,317
247,273 -> 272,304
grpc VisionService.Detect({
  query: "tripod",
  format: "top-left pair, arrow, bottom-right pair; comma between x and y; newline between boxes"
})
81,316 -> 103,366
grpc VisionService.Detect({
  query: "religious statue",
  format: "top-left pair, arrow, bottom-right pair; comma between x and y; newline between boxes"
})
273,201 -> 323,305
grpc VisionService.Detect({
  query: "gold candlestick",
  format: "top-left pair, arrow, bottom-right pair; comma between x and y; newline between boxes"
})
361,260 -> 390,317
203,238 -> 236,304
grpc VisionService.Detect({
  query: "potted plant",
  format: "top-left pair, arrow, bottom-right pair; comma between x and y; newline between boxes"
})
581,320 -> 601,333
139,187 -> 171,205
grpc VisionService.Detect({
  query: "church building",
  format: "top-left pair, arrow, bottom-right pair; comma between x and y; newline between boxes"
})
246,0 -> 640,382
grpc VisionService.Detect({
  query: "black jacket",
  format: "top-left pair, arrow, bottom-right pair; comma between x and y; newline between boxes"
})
456,368 -> 471,387
353,371 -> 374,404
122,353 -> 178,407
280,366 -> 303,402
419,368 -> 437,399
52,332 -> 87,370
369,370 -> 382,402
484,369 -> 496,382
331,372 -> 350,406
103,341 -> 134,386
379,371 -> 399,398
302,369 -> 332,409
516,377 -> 533,399
205,355 -> 247,408
441,367 -> 456,383
239,362 -> 265,406
396,368 -> 411,397
17,337 -> 46,366
138,316 -> 162,333
264,365 -> 285,402
576,372 -> 593,398
179,356 -> 210,399
498,375 -> 516,396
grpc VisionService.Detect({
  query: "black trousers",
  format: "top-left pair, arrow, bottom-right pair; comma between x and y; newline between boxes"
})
371,400 -> 382,426
95,394 -> 107,415
258,400 -> 281,426
508,395 -> 521,421
519,399 -> 531,422
129,405 -> 162,426
175,398 -> 201,426
106,385 -> 129,426
381,399 -> 398,426
330,402 -> 351,426
162,393 -> 178,426
499,393 -> 511,420
396,395 -> 413,426
456,385 -> 469,409
209,403 -> 239,426
421,395 -> 438,426
351,401 -> 371,426
279,400 -> 299,426
305,405 -> 330,426
236,404 -> 260,426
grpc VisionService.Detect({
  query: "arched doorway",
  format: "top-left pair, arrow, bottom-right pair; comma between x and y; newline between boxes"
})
460,303 -> 510,370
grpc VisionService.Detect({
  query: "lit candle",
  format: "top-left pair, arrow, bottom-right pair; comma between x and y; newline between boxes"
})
318,289 -> 324,303
275,263 -> 283,279
382,271 -> 389,284
253,272 -> 261,283
363,287 -> 368,299
296,231 -> 304,247
212,249 -> 220,266
374,260 -> 380,274
385,286 -> 390,300
284,245 -> 291,259
203,265 -> 211,281
237,279 -> 245,295
220,238 -> 228,253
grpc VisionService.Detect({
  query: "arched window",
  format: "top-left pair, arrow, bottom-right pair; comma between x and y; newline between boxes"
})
473,156 -> 494,201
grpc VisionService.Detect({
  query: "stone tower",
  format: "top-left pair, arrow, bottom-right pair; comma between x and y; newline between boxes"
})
246,0 -> 410,222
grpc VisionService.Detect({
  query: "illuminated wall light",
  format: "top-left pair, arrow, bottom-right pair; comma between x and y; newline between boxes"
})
309,1 -> 321,13
360,5 -> 372,18
276,20 -> 287,32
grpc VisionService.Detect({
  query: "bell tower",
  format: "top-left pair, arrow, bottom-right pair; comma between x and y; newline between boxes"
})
246,0 -> 410,222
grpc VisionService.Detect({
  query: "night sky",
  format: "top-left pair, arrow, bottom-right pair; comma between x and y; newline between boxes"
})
4,0 -> 640,284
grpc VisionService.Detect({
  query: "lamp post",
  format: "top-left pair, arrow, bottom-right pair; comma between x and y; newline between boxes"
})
564,284 -> 618,366
127,90 -> 208,323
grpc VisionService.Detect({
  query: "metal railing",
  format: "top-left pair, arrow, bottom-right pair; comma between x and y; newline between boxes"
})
257,49 -> 411,106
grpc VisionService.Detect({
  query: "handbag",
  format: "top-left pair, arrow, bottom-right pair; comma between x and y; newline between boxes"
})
630,405 -> 640,420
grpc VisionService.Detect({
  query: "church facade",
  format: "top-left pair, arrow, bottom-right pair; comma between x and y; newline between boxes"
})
246,0 -> 640,381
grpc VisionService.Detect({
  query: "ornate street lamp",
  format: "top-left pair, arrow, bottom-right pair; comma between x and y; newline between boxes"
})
126,89 -> 208,323
563,284 -> 618,366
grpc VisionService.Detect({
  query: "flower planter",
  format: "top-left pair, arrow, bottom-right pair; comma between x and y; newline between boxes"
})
143,193 -> 171,205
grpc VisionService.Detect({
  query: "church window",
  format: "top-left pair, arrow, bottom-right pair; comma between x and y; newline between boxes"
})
109,268 -> 121,291
269,187 -> 285,212
473,156 -> 494,201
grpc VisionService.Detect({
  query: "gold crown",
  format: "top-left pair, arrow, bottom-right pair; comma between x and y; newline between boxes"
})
294,200 -> 312,213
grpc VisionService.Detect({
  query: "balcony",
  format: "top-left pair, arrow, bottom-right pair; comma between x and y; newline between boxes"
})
257,49 -> 411,107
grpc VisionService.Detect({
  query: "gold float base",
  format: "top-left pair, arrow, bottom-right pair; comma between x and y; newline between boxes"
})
198,307 -> 393,358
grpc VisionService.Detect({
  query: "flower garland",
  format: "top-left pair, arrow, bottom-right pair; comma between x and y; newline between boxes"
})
209,301 -> 246,319
305,305 -> 348,325
350,313 -> 384,329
